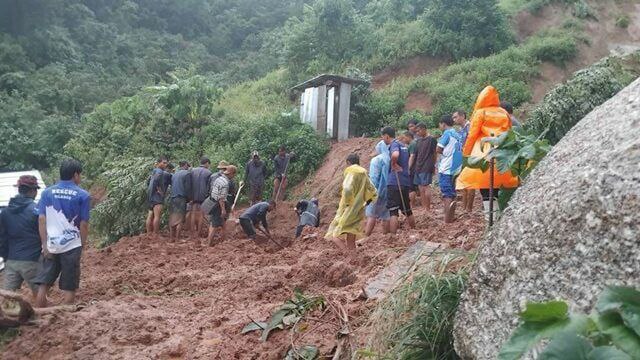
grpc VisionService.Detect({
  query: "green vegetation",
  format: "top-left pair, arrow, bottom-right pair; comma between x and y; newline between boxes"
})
616,15 -> 630,29
465,128 -> 551,209
242,289 -> 325,341
499,286 -> 640,359
352,28 -> 579,134
525,52 -> 640,144
364,255 -> 470,359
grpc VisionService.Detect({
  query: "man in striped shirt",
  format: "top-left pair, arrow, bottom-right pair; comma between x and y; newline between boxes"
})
206,165 -> 237,246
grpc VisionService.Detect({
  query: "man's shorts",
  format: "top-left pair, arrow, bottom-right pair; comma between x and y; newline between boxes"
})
3,260 -> 39,292
365,198 -> 390,220
414,172 -> 433,186
439,173 -> 456,199
209,203 -> 226,227
386,185 -> 413,217
239,217 -> 256,238
170,196 -> 187,215
33,246 -> 82,291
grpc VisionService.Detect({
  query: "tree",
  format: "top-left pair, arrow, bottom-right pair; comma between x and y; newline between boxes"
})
421,0 -> 513,59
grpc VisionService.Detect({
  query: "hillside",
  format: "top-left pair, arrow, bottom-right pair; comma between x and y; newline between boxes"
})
371,0 -> 640,114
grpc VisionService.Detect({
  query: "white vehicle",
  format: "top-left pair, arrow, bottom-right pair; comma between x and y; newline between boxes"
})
0,170 -> 46,271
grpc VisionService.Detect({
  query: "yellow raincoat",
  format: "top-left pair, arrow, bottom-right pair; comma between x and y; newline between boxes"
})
325,164 -> 377,239
456,86 -> 519,190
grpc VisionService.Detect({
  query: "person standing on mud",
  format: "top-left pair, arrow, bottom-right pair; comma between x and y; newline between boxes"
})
239,200 -> 275,240
437,115 -> 463,223
207,165 -> 236,246
272,146 -> 296,202
245,151 -> 267,205
384,127 -> 416,234
146,156 -> 169,234
453,109 -> 475,213
189,157 -> 212,237
294,198 -> 320,238
412,123 -> 437,210
0,175 -> 42,300
34,159 -> 90,307
325,153 -> 377,252
364,141 -> 390,236
169,161 -> 192,241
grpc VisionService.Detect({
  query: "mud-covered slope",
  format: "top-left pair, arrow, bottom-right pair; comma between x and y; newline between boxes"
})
4,139 -> 485,359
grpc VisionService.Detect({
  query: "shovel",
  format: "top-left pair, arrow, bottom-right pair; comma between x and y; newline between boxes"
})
256,225 -> 285,249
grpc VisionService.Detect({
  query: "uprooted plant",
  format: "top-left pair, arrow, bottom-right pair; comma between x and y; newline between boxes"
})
242,289 -> 326,342
499,285 -> 640,360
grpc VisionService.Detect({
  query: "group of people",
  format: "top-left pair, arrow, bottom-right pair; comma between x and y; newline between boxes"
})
144,146 -> 303,246
0,85 -> 519,305
0,159 -> 91,307
326,85 -> 520,251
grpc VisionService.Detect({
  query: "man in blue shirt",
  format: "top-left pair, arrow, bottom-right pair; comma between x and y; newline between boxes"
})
169,161 -> 192,241
34,159 -> 91,307
383,126 -> 416,234
437,115 -> 463,224
364,140 -> 390,236
239,201 -> 275,240
453,109 -> 476,213
0,175 -> 42,299
146,156 -> 169,234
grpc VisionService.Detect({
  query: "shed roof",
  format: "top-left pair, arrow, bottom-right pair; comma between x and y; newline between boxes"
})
290,74 -> 368,91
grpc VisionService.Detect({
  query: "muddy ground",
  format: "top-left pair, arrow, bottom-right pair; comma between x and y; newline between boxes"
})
3,139 -> 485,359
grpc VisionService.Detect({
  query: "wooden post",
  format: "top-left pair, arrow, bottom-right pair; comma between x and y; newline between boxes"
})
337,83 -> 352,141
316,85 -> 327,136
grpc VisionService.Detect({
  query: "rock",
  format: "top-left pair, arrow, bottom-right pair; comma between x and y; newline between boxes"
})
363,241 -> 443,299
453,77 -> 640,359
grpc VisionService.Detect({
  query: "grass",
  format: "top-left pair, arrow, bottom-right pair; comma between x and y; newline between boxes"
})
362,253 -> 472,360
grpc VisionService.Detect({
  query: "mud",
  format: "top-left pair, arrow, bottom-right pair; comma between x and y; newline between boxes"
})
3,139 -> 485,359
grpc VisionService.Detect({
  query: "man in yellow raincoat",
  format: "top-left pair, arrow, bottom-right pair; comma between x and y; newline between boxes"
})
325,153 -> 377,252
456,85 -> 519,219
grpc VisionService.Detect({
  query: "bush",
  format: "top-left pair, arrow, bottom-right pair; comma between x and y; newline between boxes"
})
91,157 -> 154,246
616,15 -> 630,28
421,0 -> 514,60
572,0 -> 596,19
365,255 -> 470,359
525,52 -> 640,144
353,28 -> 579,131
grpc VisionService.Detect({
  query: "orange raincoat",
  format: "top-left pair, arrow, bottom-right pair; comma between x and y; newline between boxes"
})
325,164 -> 377,239
456,86 -> 519,190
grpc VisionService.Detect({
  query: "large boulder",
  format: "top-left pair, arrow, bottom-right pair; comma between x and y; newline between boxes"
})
453,77 -> 640,359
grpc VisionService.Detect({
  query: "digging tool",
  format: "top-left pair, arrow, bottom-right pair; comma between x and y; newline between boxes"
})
489,158 -> 495,227
274,154 -> 291,203
394,171 -> 408,220
256,225 -> 285,249
231,181 -> 244,213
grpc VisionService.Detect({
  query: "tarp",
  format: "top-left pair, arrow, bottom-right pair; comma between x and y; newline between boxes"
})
325,164 -> 377,239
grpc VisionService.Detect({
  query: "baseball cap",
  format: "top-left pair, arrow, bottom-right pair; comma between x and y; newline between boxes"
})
217,160 -> 229,170
15,175 -> 40,189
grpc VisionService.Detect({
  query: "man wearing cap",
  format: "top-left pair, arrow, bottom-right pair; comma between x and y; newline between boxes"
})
0,175 -> 42,299
190,157 -> 212,237
207,165 -> 237,246
245,151 -> 268,205
34,159 -> 90,307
